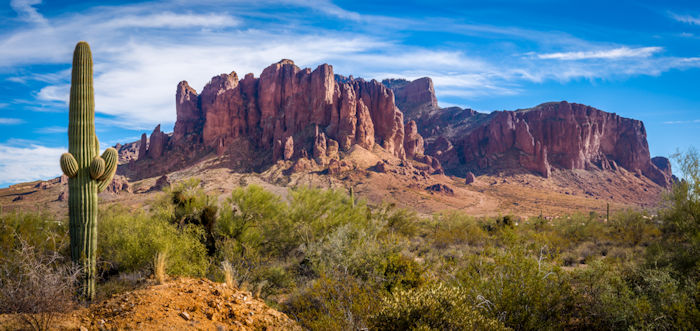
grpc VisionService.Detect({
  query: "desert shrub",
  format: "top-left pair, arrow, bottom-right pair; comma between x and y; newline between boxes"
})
287,186 -> 369,249
370,283 -> 508,331
259,265 -> 295,295
99,205 -> 208,277
216,184 -> 287,260
380,253 -> 425,292
303,220 -> 387,277
551,213 -> 606,247
0,211 -> 68,260
0,240 -> 80,331
571,259 -> 641,329
608,210 -> 659,246
431,211 -> 488,249
648,149 -> 700,281
625,266 -> 700,329
283,272 -> 379,330
374,203 -> 419,237
456,245 -> 574,330
152,179 -> 219,255
572,259 -> 700,330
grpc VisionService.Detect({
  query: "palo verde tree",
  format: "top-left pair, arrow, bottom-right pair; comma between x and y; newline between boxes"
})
59,41 -> 118,301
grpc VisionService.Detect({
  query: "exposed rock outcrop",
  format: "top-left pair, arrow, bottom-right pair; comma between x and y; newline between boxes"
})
465,172 -> 476,184
383,77 -> 671,187
104,175 -> 131,194
383,77 -> 438,121
425,101 -> 670,186
404,120 -> 424,159
150,175 -> 171,192
118,64 -> 671,189
122,60 -> 425,179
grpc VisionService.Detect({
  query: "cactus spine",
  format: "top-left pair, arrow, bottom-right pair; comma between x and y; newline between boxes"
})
60,41 -> 117,301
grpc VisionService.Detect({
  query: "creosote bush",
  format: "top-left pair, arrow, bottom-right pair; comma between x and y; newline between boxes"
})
371,283 -> 507,331
98,205 -> 208,277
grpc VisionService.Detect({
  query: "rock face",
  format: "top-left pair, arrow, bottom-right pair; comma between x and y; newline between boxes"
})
403,120 -> 424,159
383,77 -> 438,121
123,60 -> 421,179
188,59 -> 408,160
422,101 -> 671,186
119,64 -> 671,188
384,79 -> 672,187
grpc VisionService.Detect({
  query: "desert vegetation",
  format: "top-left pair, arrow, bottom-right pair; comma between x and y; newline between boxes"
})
1,149 -> 699,330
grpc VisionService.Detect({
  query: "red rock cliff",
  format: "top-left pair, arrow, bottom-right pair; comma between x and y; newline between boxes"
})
425,101 -> 672,187
132,60 -> 418,178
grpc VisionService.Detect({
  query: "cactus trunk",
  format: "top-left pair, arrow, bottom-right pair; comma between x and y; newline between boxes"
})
60,42 -> 118,301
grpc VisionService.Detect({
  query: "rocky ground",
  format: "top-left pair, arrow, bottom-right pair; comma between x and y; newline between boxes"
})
0,278 -> 300,330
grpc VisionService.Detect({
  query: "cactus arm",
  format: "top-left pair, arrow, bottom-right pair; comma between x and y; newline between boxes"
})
60,153 -> 79,178
94,135 -> 99,157
89,156 -> 105,179
96,148 -> 118,192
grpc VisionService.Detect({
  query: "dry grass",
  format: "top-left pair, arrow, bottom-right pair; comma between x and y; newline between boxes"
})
153,252 -> 167,284
222,260 -> 237,289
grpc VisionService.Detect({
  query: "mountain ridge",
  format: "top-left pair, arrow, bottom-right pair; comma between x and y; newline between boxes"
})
116,60 -> 672,190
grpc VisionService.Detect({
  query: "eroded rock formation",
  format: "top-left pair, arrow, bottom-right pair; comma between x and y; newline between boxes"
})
122,60 -> 430,179
385,79 -> 672,187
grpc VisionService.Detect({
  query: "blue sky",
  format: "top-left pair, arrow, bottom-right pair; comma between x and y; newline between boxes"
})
0,0 -> 699,187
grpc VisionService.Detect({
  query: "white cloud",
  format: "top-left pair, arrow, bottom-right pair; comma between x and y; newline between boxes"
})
10,0 -> 48,25
34,126 -> 66,134
1,0 -> 699,130
663,119 -> 700,124
671,13 -> 700,25
0,143 -> 65,186
104,12 -> 239,29
37,84 -> 69,103
0,118 -> 24,125
536,47 -> 662,60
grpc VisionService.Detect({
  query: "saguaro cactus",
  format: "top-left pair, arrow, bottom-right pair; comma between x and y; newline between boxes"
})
59,41 -> 117,301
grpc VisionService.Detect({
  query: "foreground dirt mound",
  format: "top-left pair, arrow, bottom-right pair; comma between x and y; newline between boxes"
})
83,278 -> 300,330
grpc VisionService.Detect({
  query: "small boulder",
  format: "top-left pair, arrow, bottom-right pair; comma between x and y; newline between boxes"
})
425,183 -> 454,196
150,175 -> 171,192
465,172 -> 476,184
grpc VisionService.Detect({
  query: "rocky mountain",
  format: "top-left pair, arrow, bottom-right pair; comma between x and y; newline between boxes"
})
119,60 -> 442,180
118,61 -> 672,189
384,78 -> 673,187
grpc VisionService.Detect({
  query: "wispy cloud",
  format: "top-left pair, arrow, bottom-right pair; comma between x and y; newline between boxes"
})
670,13 -> 700,25
0,143 -> 65,186
663,119 -> 700,124
2,1 -> 700,130
104,12 -> 239,29
0,118 -> 24,125
34,126 -> 65,134
536,47 -> 662,60
10,0 -> 48,25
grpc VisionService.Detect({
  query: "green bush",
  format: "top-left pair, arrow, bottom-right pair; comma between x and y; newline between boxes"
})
0,211 -> 68,260
431,211 -> 488,249
608,210 -> 659,246
99,205 -> 208,277
371,283 -> 507,331
456,245 -> 574,330
152,179 -> 218,255
284,272 -> 379,330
